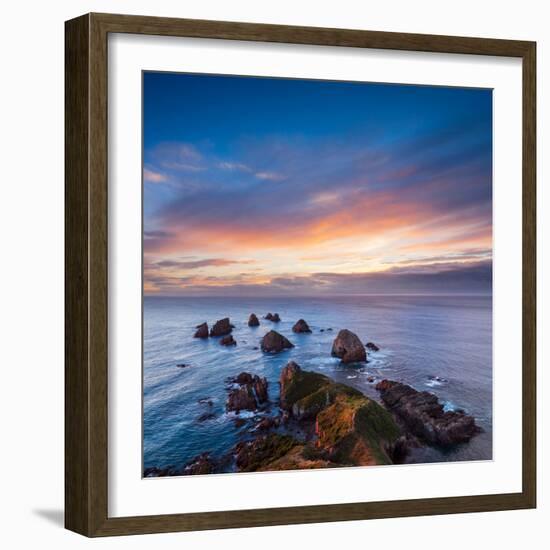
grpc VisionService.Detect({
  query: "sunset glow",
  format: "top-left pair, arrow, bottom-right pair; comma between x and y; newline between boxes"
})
143,73 -> 492,296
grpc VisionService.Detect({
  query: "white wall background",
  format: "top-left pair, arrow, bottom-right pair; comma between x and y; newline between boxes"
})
0,0 -> 546,548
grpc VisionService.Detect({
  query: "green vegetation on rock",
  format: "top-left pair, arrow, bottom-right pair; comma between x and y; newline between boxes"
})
278,361 -> 401,467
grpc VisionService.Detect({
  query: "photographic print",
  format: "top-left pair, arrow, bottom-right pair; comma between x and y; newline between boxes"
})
142,72 -> 493,478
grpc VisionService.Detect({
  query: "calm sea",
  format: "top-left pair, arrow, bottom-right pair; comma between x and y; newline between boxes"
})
143,294 -> 493,471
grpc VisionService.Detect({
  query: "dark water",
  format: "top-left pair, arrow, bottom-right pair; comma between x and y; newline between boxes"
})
143,295 -> 493,471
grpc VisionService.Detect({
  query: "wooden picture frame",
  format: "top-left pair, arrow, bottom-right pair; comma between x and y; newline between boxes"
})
65,12 -> 536,537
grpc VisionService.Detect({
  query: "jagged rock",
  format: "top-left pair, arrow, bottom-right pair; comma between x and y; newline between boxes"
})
234,434 -> 300,472
292,319 -> 312,333
226,385 -> 257,413
388,434 -> 421,464
366,342 -> 380,352
265,312 -> 281,322
261,330 -> 294,353
231,372 -> 254,385
242,439 -> 336,471
331,329 -> 367,363
210,318 -> 232,337
194,322 -> 209,339
220,334 -> 237,346
182,452 -> 216,475
226,372 -> 269,408
253,376 -> 269,403
375,380 -> 481,446
248,313 -> 260,327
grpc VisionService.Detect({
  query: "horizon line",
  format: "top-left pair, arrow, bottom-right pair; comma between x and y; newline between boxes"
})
143,292 -> 493,299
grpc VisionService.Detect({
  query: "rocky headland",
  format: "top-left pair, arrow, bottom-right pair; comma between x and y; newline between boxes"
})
149,319 -> 482,477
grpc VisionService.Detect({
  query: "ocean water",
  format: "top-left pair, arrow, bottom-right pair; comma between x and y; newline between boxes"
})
143,295 -> 493,471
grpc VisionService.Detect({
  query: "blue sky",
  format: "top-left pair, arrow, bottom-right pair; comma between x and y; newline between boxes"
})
143,72 -> 492,296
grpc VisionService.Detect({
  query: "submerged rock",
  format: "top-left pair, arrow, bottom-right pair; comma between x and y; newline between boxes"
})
193,322 -> 209,339
220,334 -> 237,346
292,319 -> 312,333
210,318 -> 232,337
248,313 -> 260,327
375,380 -> 481,446
261,330 -> 294,353
265,312 -> 281,322
366,342 -> 380,352
331,329 -> 367,363
196,412 -> 216,423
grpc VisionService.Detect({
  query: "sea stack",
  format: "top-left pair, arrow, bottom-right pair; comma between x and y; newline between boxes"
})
292,319 -> 311,333
194,322 -> 209,339
220,335 -> 237,346
248,313 -> 260,327
331,329 -> 367,363
210,318 -> 232,337
261,330 -> 294,353
265,312 -> 281,322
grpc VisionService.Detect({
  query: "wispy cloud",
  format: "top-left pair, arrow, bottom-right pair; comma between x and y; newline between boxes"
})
254,171 -> 286,181
153,258 -> 255,270
218,161 -> 252,172
143,168 -> 167,183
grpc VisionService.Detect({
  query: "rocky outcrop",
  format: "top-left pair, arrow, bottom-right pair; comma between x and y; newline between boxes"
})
278,363 -> 399,467
253,376 -> 269,403
375,380 -> 481,446
248,313 -> 260,327
220,334 -> 237,346
231,372 -> 254,385
315,394 -> 399,466
331,329 -> 367,363
279,361 -> 334,419
144,452 -> 217,477
366,342 -> 380,352
235,434 -> 299,472
194,322 -> 209,339
226,385 -> 257,413
226,371 -> 269,411
234,434 -> 334,472
210,318 -> 232,337
292,319 -> 312,333
261,330 -> 294,353
182,452 -> 216,475
265,312 -> 281,322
